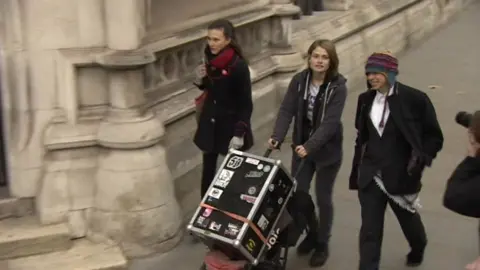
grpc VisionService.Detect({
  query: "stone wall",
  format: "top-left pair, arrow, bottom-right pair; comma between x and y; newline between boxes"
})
148,0 -> 258,33
0,0 -> 301,259
292,0 -> 474,89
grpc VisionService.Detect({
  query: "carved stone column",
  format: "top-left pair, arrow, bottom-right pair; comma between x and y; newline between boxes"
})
104,0 -> 146,50
269,1 -> 304,100
88,0 -> 183,258
270,0 -> 301,53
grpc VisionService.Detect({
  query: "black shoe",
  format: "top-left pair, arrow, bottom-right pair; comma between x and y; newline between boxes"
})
297,234 -> 316,256
309,244 -> 329,267
406,250 -> 424,267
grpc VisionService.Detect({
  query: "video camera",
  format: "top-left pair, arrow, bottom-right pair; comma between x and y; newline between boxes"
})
455,111 -> 473,128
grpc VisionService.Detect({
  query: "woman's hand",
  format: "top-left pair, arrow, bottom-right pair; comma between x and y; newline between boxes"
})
229,136 -> 244,150
195,64 -> 207,80
295,145 -> 308,158
268,138 -> 279,149
467,131 -> 480,157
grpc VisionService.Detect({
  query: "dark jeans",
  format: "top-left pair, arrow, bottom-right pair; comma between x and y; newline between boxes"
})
201,152 -> 219,198
358,182 -> 427,270
291,154 -> 341,244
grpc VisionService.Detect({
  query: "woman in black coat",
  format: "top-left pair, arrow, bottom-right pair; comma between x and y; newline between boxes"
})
193,19 -> 254,198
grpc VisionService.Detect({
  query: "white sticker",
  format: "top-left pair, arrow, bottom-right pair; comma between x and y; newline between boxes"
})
257,215 -> 269,231
240,194 -> 257,204
268,184 -> 275,192
196,216 -> 205,225
248,186 -> 257,195
263,165 -> 271,173
209,221 -> 222,232
196,216 -> 209,228
245,171 -> 263,178
226,156 -> 244,169
257,164 -> 264,170
209,188 -> 223,199
215,169 -> 234,188
245,157 -> 260,165
225,223 -> 240,237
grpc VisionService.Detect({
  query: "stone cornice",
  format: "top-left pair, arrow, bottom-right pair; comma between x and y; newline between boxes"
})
143,0 -> 271,47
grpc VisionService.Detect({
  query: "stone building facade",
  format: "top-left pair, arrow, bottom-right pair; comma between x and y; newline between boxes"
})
0,0 -> 304,259
0,0 -> 472,262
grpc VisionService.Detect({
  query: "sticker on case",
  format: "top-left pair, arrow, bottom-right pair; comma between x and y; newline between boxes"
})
257,215 -> 269,231
226,156 -> 244,169
209,188 -> 223,199
209,221 -> 222,232
245,157 -> 260,165
215,169 -> 234,188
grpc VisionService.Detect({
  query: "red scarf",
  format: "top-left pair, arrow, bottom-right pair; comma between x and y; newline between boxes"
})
195,47 -> 236,105
206,47 -> 236,77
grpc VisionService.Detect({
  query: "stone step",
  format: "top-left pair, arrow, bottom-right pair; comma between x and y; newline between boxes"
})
0,198 -> 34,220
5,239 -> 128,270
0,216 -> 71,260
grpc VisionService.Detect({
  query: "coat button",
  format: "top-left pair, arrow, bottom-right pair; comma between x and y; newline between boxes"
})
211,118 -> 215,123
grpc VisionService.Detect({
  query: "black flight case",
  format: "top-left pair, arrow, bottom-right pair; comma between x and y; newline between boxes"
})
187,148 -> 297,267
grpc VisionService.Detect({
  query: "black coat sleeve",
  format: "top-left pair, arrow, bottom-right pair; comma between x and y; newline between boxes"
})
233,59 -> 253,137
443,156 -> 480,218
349,95 -> 364,190
421,93 -> 444,166
271,76 -> 300,143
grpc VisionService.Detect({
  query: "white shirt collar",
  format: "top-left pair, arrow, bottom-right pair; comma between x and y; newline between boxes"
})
375,85 -> 394,98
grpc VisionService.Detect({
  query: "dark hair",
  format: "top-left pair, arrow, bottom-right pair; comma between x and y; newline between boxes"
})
307,39 -> 339,82
207,19 -> 247,62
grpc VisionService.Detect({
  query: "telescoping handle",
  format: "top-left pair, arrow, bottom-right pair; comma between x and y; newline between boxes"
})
291,143 -> 307,180
263,139 -> 282,158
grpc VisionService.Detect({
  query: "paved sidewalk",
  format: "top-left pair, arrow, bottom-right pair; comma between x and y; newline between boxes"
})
130,2 -> 480,269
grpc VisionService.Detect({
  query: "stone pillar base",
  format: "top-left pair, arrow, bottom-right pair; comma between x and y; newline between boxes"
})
90,143 -> 183,258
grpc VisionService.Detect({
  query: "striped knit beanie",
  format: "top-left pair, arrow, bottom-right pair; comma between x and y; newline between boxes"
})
365,50 -> 399,88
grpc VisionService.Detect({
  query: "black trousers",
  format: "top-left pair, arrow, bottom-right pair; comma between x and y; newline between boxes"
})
201,152 -> 219,198
291,154 -> 341,244
358,181 -> 427,270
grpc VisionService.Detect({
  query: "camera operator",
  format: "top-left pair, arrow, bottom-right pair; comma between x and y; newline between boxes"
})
443,111 -> 480,270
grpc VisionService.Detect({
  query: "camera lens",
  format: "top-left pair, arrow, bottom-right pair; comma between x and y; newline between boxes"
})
455,111 -> 472,128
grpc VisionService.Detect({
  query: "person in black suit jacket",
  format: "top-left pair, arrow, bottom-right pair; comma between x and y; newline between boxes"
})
349,51 -> 444,270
